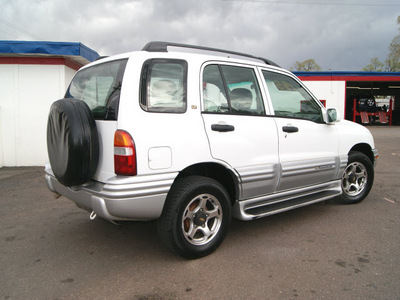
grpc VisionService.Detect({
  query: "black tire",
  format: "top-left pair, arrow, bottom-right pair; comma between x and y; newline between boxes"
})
47,98 -> 99,187
338,151 -> 374,204
157,176 -> 232,259
366,97 -> 376,107
359,97 -> 376,112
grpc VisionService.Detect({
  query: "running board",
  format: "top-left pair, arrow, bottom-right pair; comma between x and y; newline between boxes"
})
233,180 -> 342,221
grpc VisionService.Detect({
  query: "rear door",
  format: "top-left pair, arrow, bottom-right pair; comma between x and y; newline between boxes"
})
65,59 -> 128,182
261,69 -> 340,191
201,63 -> 280,199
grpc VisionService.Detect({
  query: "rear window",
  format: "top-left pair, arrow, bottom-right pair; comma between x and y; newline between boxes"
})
140,59 -> 187,113
66,59 -> 128,120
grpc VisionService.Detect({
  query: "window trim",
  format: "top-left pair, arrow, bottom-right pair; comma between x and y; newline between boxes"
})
140,58 -> 188,113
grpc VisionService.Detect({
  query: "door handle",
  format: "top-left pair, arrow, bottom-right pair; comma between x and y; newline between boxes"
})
282,125 -> 298,133
211,124 -> 235,132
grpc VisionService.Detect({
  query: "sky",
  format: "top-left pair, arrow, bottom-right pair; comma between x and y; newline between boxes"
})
1,0 -> 399,71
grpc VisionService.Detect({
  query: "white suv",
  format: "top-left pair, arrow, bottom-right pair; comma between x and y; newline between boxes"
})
46,42 -> 378,258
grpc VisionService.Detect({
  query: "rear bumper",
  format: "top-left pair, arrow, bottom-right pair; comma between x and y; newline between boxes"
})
45,166 -> 177,221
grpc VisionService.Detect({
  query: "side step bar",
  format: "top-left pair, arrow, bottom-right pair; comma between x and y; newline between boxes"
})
233,180 -> 342,221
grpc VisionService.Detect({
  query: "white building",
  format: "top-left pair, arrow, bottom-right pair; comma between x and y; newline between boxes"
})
0,41 -> 99,167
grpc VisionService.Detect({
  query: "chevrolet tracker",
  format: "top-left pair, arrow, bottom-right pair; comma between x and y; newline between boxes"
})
46,42 -> 378,258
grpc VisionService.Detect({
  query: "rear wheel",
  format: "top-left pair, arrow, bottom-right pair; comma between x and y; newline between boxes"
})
157,176 -> 231,259
338,151 -> 374,204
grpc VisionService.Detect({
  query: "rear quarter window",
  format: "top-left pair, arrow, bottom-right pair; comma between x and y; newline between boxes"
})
140,59 -> 188,113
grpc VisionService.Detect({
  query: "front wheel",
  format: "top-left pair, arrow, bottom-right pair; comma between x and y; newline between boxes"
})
338,151 -> 374,204
157,176 -> 231,259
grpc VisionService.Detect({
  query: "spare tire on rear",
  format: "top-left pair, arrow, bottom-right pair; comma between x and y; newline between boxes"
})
47,98 -> 99,187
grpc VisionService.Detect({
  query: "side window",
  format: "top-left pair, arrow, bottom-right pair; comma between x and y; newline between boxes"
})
262,70 -> 323,123
140,59 -> 187,113
202,64 -> 265,115
66,59 -> 128,120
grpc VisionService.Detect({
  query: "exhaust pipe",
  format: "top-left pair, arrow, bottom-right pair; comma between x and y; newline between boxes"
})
89,211 -> 97,220
89,210 -> 120,225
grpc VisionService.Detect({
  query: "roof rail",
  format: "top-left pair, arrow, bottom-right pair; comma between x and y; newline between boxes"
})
142,41 -> 280,67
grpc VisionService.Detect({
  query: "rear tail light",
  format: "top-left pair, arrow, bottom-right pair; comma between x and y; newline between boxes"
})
114,130 -> 137,176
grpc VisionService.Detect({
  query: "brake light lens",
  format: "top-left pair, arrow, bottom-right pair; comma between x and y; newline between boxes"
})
114,130 -> 137,176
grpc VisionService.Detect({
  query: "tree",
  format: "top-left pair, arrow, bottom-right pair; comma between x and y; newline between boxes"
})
291,59 -> 321,72
363,16 -> 400,72
386,33 -> 400,72
362,57 -> 384,71
362,16 -> 400,72
386,21 -> 400,72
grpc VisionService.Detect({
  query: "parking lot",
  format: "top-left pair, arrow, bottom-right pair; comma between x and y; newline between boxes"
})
1,126 -> 399,300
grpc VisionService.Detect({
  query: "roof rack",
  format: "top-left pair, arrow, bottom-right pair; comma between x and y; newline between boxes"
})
142,41 -> 280,67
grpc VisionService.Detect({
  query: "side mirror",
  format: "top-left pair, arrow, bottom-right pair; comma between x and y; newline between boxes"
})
326,108 -> 339,123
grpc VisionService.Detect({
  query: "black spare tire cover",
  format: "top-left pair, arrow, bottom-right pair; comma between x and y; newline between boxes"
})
47,98 -> 99,187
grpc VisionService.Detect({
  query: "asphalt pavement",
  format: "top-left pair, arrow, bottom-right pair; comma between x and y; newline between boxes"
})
1,126 -> 399,300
